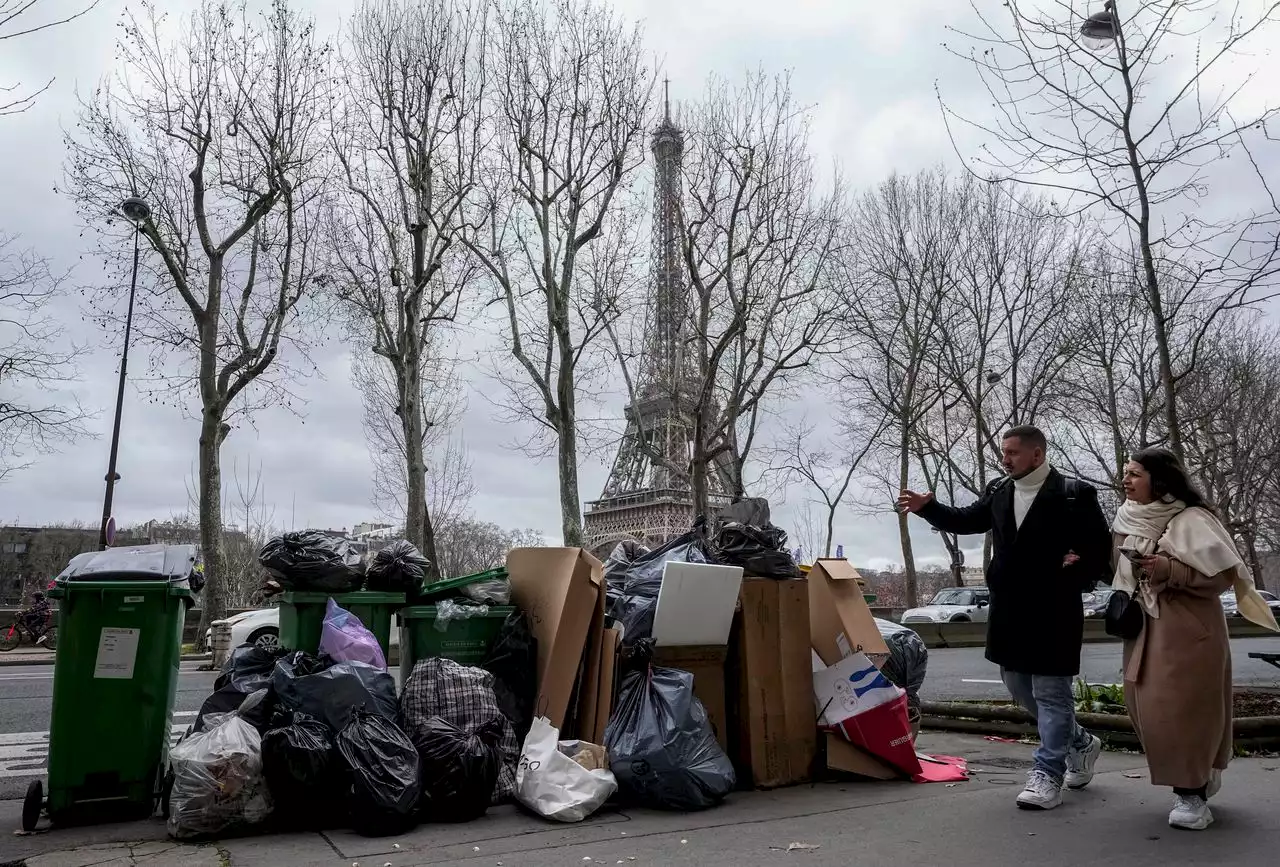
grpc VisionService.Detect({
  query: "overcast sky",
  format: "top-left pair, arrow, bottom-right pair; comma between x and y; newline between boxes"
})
1,0 -> 1275,569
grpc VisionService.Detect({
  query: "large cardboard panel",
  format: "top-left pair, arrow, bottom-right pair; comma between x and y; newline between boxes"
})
808,559 -> 889,666
575,599 -> 609,742
506,547 -> 604,729
727,578 -> 816,789
653,644 -> 729,751
652,562 -> 743,646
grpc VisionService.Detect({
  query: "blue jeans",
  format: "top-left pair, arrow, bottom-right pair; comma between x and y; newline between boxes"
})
1001,668 -> 1092,783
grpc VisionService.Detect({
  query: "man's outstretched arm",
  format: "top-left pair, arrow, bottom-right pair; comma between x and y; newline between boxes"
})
898,486 -> 995,536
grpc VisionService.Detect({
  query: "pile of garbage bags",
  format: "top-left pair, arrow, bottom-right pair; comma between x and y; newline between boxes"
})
258,532 -> 441,598
169,644 -> 540,840
603,501 -> 801,646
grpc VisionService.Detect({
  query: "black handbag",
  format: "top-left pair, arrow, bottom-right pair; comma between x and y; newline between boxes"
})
1104,589 -> 1144,640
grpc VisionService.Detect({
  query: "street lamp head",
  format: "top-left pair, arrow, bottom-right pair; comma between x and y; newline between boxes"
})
120,196 -> 151,224
1080,2 -> 1118,50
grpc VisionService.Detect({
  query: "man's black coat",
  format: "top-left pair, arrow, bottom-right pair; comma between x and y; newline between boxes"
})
917,469 -> 1111,677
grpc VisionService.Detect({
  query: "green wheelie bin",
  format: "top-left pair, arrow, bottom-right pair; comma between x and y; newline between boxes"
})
277,590 -> 406,659
24,544 -> 199,832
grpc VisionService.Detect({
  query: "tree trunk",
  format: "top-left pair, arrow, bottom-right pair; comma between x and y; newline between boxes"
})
399,349 -> 440,576
196,408 -> 228,636
556,355 -> 584,547
898,430 -> 919,609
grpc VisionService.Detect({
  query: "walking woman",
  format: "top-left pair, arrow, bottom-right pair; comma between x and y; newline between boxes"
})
1112,448 -> 1279,830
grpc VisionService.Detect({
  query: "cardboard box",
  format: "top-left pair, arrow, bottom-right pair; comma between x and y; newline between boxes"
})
823,732 -> 900,780
653,644 -> 729,751
807,558 -> 889,666
726,578 -> 816,789
506,547 -> 605,732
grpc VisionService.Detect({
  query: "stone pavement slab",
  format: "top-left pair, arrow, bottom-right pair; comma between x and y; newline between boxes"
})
3,733 -> 1274,867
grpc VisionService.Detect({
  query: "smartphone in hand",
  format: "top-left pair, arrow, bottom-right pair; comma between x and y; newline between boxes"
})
1119,547 -> 1145,564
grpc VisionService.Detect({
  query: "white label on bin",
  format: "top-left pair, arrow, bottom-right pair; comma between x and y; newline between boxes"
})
93,627 -> 140,679
123,596 -> 144,604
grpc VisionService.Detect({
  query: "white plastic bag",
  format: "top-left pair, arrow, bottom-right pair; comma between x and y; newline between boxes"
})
515,716 -> 617,823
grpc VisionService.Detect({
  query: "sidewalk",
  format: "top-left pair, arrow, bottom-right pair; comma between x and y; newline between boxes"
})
4,733 -> 1277,866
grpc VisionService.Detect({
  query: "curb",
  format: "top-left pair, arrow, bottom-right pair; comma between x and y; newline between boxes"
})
0,653 -> 211,669
920,700 -> 1280,750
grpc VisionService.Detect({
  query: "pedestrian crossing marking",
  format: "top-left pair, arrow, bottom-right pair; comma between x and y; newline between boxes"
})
0,713 -> 194,779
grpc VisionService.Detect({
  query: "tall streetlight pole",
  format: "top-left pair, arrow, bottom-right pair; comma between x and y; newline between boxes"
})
99,196 -> 151,550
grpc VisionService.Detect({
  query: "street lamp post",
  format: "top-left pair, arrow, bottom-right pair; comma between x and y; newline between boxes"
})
98,196 -> 151,550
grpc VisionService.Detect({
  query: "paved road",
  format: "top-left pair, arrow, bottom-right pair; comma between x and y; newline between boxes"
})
0,662 -> 216,800
919,636 -> 1280,701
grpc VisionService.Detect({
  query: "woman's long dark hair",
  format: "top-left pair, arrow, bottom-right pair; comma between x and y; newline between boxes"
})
1131,447 -> 1214,513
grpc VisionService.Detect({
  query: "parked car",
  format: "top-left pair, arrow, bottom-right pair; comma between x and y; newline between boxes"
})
204,607 -> 281,652
1083,589 -> 1115,618
202,605 -> 401,653
902,587 -> 991,624
1220,589 -> 1280,618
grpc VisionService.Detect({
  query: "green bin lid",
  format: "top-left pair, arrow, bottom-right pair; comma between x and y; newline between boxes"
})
401,604 -> 514,620
414,567 -> 508,601
279,590 -> 406,604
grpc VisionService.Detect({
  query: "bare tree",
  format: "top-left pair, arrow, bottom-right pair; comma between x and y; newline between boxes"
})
327,0 -> 488,571
433,517 -> 542,578
766,411 -> 886,559
836,168 -> 968,608
0,234 -> 91,482
464,0 -> 655,545
0,0 -> 100,115
354,349 -> 473,540
64,0 -> 332,628
943,0 -> 1280,459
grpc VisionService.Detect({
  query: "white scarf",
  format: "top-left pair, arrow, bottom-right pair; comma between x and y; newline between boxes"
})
1112,500 -> 1279,631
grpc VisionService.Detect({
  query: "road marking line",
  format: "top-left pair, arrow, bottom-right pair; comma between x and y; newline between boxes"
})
0,725 -> 186,779
961,679 -> 1004,684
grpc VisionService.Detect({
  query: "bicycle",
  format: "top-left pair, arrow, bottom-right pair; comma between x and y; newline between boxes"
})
0,614 -> 58,652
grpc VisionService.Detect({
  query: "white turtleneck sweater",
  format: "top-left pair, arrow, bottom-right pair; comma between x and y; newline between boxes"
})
1012,462 -> 1052,529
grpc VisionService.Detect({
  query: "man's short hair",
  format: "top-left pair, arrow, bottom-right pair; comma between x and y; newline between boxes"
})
1003,425 -> 1048,451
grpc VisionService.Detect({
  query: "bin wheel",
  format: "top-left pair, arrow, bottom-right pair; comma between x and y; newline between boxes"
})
22,779 -> 43,832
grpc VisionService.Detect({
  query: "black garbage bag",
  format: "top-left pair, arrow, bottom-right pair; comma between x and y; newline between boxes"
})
604,666 -> 736,811
272,657 -> 398,734
235,688 -> 278,735
712,498 -> 800,579
365,540 -> 431,593
603,539 -> 651,607
875,618 -> 929,711
217,645 -> 290,693
259,530 -> 362,593
335,709 -> 420,837
413,716 -> 504,822
608,529 -> 713,645
190,644 -> 291,734
262,712 -> 339,828
481,611 -> 538,742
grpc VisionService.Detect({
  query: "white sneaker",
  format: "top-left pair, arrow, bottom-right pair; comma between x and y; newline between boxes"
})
1065,735 -> 1102,790
1206,769 -> 1222,799
1016,770 -> 1063,810
1169,794 -> 1213,830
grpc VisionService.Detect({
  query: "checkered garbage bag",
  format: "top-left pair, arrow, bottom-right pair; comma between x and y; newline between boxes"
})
400,657 -> 520,803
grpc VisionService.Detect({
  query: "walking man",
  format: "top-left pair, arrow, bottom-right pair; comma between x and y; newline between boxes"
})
898,426 -> 1111,810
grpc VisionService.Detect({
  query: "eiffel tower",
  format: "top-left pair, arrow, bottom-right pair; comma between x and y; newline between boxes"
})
583,83 -> 732,557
